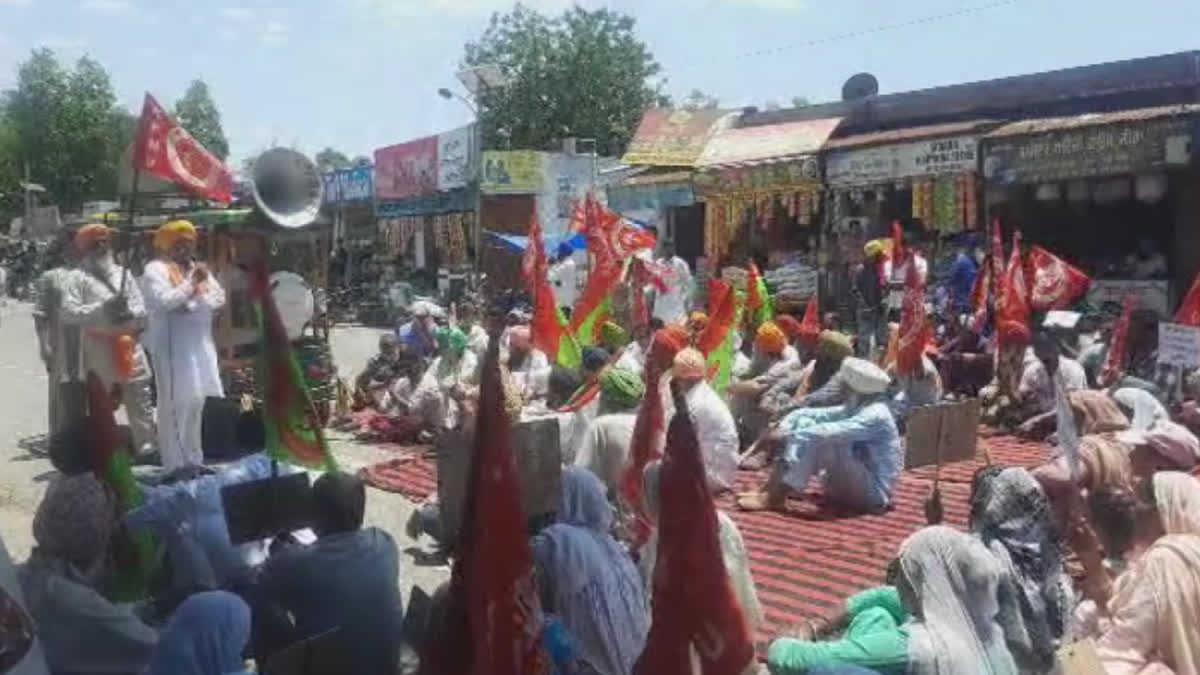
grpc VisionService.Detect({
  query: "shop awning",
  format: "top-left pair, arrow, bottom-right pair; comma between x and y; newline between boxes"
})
823,119 -> 999,150
376,188 -> 475,218
623,108 -> 737,167
697,118 -> 842,168
985,104 -> 1200,138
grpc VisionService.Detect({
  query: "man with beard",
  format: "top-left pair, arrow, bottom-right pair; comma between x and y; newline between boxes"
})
141,220 -> 226,470
61,224 -> 156,458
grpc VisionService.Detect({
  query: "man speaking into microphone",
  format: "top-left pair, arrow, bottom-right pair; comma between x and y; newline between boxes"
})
141,220 -> 226,470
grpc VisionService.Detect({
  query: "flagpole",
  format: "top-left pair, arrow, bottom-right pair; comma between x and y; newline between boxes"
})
118,168 -> 141,296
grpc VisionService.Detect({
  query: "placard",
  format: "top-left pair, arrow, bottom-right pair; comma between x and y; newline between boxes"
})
436,418 -> 563,544
481,150 -> 544,194
320,166 -> 373,204
1158,322 -> 1200,368
905,398 -> 981,470
826,135 -> 980,187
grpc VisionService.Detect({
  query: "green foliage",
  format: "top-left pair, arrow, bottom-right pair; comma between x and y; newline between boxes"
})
681,89 -> 720,111
174,79 -> 230,160
314,147 -> 352,172
1,49 -> 130,211
463,3 -> 667,157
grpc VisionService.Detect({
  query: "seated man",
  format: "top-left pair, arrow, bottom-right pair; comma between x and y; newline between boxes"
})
410,326 -> 480,433
505,326 -> 551,405
1015,331 -> 1087,439
728,322 -> 798,443
353,332 -> 404,411
671,348 -> 740,492
574,367 -> 644,495
19,474 -> 158,674
738,357 -> 903,514
253,472 -> 403,675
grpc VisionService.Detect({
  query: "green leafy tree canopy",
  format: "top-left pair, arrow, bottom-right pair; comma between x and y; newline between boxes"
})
174,79 -> 230,160
315,147 -> 352,172
463,3 -> 666,157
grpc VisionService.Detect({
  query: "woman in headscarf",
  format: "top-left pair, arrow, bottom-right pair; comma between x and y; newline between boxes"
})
640,460 -> 763,642
1112,387 -> 1169,432
410,325 -> 480,432
18,474 -> 157,674
968,467 -> 1074,672
533,467 -> 649,675
146,591 -> 251,675
1085,473 -> 1200,674
574,367 -> 645,494
1069,389 -> 1131,435
896,526 -> 1018,675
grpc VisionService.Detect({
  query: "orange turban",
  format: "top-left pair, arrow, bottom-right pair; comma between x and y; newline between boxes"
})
755,321 -> 787,356
154,220 -> 197,252
73,223 -> 111,252
673,347 -> 707,379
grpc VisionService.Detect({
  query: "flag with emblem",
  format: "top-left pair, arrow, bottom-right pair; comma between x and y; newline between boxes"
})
132,93 -> 234,204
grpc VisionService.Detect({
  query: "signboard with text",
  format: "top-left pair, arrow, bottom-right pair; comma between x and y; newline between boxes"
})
481,150 -> 544,194
825,135 -> 979,187
320,166 -> 373,204
437,126 -> 472,192
1158,322 -> 1200,369
623,108 -> 733,166
983,117 -> 1194,184
1087,279 -> 1170,317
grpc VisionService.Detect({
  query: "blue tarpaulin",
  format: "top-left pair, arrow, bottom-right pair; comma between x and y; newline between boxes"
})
484,217 -> 650,254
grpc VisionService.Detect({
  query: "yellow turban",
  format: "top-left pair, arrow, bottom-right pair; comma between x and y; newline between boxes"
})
863,239 -> 886,259
154,220 -> 197,252
73,223 -> 111,252
673,347 -> 707,379
755,321 -> 787,356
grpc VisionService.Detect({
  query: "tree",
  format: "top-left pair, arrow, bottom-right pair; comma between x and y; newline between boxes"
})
352,155 -> 371,167
463,4 -> 667,157
680,89 -> 719,111
791,96 -> 811,108
314,147 -> 351,172
2,49 -> 130,211
174,79 -> 229,160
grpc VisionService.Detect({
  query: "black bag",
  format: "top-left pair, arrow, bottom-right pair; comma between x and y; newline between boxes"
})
57,381 -> 87,427
201,396 -> 242,461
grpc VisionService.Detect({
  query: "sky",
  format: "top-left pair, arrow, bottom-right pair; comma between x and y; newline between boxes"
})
0,0 -> 1198,168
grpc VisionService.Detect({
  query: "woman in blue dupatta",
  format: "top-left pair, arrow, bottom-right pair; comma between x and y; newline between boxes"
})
533,467 -> 649,675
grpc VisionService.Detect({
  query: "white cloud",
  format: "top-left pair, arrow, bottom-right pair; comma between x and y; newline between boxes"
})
80,0 -> 132,12
260,19 -> 288,46
0,0 -> 33,6
354,0 -> 577,19
220,7 -> 255,22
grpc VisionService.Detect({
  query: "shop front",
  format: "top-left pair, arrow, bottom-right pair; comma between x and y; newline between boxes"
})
981,105 -> 1200,315
692,117 -> 840,311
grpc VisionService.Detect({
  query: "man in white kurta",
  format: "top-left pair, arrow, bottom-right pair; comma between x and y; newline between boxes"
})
61,224 -> 156,456
140,220 -> 226,470
652,244 -> 693,325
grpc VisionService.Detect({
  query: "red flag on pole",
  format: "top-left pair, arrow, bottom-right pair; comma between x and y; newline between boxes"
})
132,93 -> 234,204
523,213 -> 574,364
1100,296 -> 1134,387
1026,245 -> 1092,311
799,295 -> 821,344
1176,271 -> 1200,326
967,260 -> 992,335
891,220 -> 906,267
633,388 -> 755,675
421,336 -> 550,675
896,262 -> 931,377
997,231 -> 1032,346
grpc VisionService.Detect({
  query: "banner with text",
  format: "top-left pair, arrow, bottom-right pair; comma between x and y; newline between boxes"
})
825,135 -> 980,187
374,135 -> 438,201
321,166 -> 374,204
437,125 -> 473,192
482,150 -> 544,194
1159,322 -> 1200,368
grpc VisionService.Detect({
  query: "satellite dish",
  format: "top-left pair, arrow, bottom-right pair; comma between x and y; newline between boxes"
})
842,73 -> 880,101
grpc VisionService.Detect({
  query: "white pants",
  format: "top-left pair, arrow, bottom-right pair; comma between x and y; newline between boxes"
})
157,395 -> 205,470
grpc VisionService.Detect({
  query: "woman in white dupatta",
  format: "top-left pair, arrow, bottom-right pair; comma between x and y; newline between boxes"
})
1091,472 -> 1200,674
897,526 -> 1018,675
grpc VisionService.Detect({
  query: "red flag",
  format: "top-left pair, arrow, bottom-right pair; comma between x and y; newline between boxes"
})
696,279 -> 738,356
633,389 -> 755,675
570,196 -> 626,337
891,220 -> 906,267
620,325 -> 690,548
1176,271 -> 1200,326
1027,245 -> 1092,311
896,263 -> 931,377
523,214 -> 567,359
132,93 -> 233,204
1100,296 -> 1134,386
991,219 -> 1005,297
422,336 -> 550,675
968,261 -> 992,334
799,295 -> 821,344
997,231 -> 1032,346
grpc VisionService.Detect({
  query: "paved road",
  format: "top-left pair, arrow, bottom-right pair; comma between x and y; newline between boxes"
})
0,303 -> 448,601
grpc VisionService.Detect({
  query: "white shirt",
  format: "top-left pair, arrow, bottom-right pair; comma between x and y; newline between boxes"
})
681,381 -> 740,491
548,258 -> 580,311
653,256 -> 692,324
62,262 -> 149,384
1018,356 -> 1087,414
509,349 -> 551,400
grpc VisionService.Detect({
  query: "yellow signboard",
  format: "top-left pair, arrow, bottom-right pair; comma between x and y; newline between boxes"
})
482,150 -> 544,194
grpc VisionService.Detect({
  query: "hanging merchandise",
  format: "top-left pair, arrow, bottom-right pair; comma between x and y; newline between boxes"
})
933,176 -> 957,232
962,173 -> 979,229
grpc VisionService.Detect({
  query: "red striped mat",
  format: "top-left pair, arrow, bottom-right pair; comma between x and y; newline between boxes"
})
360,433 -> 1051,649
